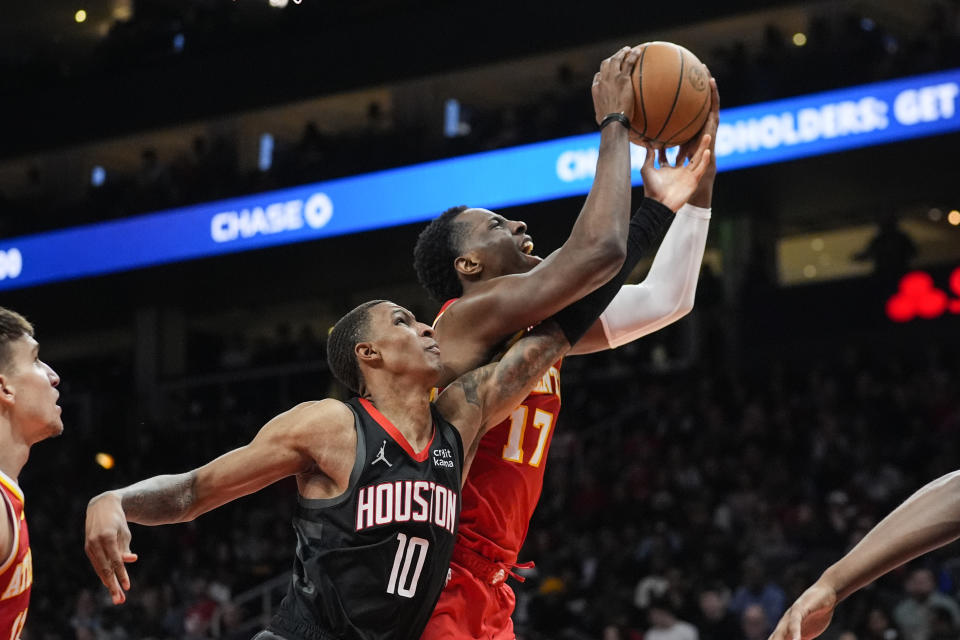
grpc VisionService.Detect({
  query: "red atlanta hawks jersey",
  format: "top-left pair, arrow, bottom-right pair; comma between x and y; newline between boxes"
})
434,299 -> 562,564
0,470 -> 31,640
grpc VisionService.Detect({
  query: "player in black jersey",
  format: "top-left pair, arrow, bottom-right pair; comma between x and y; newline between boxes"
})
82,296 -> 609,640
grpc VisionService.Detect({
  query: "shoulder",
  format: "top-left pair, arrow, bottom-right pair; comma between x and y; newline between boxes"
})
262,399 -> 356,444
434,277 -> 516,330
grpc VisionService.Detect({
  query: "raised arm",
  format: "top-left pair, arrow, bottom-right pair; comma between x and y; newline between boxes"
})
769,470 -> 960,640
436,48 -> 637,351
84,399 -> 353,604
437,135 -> 711,384
570,77 -> 719,355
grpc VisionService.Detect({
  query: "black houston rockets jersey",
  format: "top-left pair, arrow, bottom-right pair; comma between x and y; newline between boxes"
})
268,397 -> 464,640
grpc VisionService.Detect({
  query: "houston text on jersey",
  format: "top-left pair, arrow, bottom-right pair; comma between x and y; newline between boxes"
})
356,480 -> 458,534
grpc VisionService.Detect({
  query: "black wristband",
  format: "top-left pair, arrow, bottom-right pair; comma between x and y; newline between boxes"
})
599,112 -> 630,131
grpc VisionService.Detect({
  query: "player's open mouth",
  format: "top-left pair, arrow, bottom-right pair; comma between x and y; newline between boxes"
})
520,240 -> 534,255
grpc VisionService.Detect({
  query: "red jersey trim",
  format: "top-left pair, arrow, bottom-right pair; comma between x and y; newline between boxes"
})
358,398 -> 435,462
432,298 -> 459,329
0,490 -> 20,574
0,471 -> 22,505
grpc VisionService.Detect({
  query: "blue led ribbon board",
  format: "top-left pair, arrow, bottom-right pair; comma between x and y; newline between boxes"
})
1,67 -> 958,291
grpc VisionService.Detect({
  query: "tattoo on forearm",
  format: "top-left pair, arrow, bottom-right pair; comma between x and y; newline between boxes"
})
120,471 -> 198,525
449,372 -> 484,409
494,324 -> 567,399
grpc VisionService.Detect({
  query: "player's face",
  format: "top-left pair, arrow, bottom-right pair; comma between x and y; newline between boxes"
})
369,304 -> 442,383
1,335 -> 62,443
457,208 -> 542,278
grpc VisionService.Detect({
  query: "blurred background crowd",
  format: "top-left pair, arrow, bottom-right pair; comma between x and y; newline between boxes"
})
21,326 -> 960,640
3,0 -> 960,639
2,1 -> 959,237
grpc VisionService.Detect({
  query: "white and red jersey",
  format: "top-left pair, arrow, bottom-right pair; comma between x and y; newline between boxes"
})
0,470 -> 31,640
435,299 -> 562,565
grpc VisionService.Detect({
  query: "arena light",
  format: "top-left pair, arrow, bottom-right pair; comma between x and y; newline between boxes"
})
95,452 -> 115,470
949,210 -> 960,226
74,9 -> 87,23
90,165 -> 106,187
792,33 -> 807,47
258,133 -> 274,172
886,266 -> 960,322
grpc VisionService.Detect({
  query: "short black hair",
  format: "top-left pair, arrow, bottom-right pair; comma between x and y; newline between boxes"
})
413,205 -> 470,302
327,300 -> 388,395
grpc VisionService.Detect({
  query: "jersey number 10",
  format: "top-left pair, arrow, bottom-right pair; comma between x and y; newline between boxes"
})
387,533 -> 429,598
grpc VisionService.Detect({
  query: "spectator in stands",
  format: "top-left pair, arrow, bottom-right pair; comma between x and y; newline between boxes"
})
693,583 -> 740,640
646,595 -> 699,640
893,568 -> 960,640
852,214 -> 918,285
740,603 -> 771,640
729,555 -> 786,624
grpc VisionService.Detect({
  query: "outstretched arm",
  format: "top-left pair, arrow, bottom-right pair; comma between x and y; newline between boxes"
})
84,399 -> 352,604
570,76 -> 719,354
436,48 -> 638,356
769,470 -> 960,640
438,135 -> 711,383
569,202 -> 711,354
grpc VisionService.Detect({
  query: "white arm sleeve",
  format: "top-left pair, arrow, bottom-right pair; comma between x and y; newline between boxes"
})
599,203 -> 711,348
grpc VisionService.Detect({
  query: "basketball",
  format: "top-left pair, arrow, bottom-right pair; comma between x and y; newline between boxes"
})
630,41 -> 711,146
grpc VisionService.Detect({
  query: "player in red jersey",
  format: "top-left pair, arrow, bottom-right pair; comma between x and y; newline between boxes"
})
412,52 -> 721,639
0,307 -> 62,640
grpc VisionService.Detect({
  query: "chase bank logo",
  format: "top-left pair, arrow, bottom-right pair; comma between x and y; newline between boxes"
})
210,192 -> 333,243
0,249 -> 22,281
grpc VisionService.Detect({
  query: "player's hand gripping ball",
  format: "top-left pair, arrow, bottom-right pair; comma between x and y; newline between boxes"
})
629,41 -> 711,146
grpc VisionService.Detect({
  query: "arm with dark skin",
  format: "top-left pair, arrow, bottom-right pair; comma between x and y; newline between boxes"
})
436,135 -> 711,383
768,470 -> 960,640
434,47 -> 637,373
569,76 -> 720,355
84,399 -> 356,605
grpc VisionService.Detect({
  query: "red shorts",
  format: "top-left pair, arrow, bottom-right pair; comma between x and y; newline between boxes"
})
421,557 -> 517,640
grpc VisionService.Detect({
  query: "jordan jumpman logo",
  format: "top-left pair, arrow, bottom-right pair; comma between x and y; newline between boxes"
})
372,440 -> 392,467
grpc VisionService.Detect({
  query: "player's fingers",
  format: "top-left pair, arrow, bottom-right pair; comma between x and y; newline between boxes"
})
710,77 -> 720,112
689,134 -> 712,172
611,46 -> 630,69
787,609 -> 804,640
657,147 -> 670,169
86,539 -> 125,603
100,533 -> 131,602
598,57 -> 610,78
622,48 -> 641,73
692,150 -> 711,179
641,144 -> 655,171
115,561 -> 132,594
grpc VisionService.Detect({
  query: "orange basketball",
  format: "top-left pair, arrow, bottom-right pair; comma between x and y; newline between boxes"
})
630,42 -> 710,146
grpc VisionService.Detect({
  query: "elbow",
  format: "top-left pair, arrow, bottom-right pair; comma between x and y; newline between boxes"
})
674,298 -> 695,320
589,238 -> 627,282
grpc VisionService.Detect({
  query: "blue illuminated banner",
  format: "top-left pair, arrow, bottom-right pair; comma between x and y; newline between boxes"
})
0,67 -> 958,291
